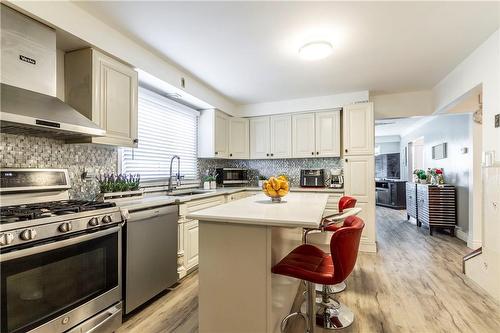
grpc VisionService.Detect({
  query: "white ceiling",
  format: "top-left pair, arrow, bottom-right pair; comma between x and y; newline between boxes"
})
75,1 -> 499,105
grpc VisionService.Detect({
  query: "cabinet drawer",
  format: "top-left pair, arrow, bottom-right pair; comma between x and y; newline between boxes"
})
187,195 -> 225,213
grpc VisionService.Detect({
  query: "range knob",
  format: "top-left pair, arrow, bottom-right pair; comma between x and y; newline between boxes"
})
20,229 -> 37,241
101,215 -> 112,224
88,217 -> 99,227
58,222 -> 73,233
0,233 -> 14,246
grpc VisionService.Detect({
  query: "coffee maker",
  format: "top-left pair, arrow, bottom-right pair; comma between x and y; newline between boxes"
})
330,168 -> 344,188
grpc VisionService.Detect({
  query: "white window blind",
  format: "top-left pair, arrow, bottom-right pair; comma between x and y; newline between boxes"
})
121,87 -> 199,180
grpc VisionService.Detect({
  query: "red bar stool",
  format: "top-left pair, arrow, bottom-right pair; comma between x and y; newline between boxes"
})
304,196 -> 358,295
272,216 -> 365,332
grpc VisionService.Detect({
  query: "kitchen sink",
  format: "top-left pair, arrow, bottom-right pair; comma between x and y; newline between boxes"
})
168,189 -> 214,196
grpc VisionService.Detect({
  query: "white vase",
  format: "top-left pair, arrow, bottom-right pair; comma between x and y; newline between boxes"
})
210,181 -> 216,189
203,181 -> 210,190
258,180 -> 264,188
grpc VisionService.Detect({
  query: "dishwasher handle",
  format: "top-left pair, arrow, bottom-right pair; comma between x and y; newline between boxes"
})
126,205 -> 178,222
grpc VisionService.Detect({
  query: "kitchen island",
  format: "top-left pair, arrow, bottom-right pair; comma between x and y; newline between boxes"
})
187,192 -> 329,333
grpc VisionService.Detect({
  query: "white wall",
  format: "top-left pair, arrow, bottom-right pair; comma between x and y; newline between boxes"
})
371,90 -> 434,120
433,30 -> 499,156
7,0 -> 238,115
400,114 -> 473,235
375,136 -> 401,155
433,29 -> 500,302
237,90 -> 369,117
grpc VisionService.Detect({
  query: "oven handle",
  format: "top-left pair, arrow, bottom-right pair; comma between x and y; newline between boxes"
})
0,226 -> 121,262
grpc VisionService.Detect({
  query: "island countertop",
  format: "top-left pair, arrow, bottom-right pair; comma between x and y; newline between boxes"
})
187,192 -> 329,228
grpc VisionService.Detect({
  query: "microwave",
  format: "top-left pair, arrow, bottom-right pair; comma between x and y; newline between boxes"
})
215,168 -> 249,186
300,169 -> 326,187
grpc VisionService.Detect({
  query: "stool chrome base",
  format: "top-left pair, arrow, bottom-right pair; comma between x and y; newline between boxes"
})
315,282 -> 347,294
316,301 -> 354,330
280,311 -> 308,333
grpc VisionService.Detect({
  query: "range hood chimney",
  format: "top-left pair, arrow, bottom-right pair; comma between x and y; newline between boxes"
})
0,4 -> 105,138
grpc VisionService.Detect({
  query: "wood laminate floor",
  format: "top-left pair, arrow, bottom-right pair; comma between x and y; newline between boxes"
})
118,207 -> 500,333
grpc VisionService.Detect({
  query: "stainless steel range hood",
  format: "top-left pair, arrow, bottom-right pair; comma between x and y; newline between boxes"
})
0,4 -> 105,138
1,83 -> 105,137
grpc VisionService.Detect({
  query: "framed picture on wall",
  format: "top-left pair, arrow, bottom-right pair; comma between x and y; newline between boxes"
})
432,143 -> 447,160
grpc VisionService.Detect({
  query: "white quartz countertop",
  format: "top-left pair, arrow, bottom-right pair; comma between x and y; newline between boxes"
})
187,192 -> 330,228
114,186 -> 342,211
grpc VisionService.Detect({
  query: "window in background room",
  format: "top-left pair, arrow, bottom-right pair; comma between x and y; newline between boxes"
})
121,87 -> 199,180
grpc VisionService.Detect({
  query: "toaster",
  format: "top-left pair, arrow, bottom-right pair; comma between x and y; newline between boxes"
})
300,169 -> 325,187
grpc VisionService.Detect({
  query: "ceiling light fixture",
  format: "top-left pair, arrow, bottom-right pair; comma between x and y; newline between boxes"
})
298,41 -> 333,60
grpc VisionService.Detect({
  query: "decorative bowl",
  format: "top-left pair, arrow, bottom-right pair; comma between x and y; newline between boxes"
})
262,176 -> 289,203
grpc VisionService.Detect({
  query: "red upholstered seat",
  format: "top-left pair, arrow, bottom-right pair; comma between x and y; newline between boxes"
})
338,196 -> 357,213
322,196 -> 357,232
272,216 -> 365,285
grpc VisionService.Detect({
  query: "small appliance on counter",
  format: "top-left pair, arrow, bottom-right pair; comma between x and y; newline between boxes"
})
216,168 -> 249,187
330,168 -> 344,188
300,169 -> 326,187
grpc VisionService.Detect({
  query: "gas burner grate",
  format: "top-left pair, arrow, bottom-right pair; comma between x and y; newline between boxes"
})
0,200 -> 116,223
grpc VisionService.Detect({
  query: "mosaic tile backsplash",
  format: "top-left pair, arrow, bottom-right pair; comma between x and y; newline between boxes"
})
198,157 -> 342,186
0,133 -> 117,200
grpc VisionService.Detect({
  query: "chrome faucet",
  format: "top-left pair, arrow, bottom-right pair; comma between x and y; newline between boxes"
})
168,155 -> 181,192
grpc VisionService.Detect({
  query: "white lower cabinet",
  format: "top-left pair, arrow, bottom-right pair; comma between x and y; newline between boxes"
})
184,219 -> 199,270
343,155 -> 376,253
343,155 -> 375,203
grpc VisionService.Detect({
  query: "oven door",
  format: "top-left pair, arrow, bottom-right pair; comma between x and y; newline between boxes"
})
0,226 -> 121,333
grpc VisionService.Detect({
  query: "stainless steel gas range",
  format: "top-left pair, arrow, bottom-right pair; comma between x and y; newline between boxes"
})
0,169 -> 124,333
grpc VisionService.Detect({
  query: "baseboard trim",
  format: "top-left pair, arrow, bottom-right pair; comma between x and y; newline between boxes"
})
456,228 -> 468,243
360,240 -> 377,253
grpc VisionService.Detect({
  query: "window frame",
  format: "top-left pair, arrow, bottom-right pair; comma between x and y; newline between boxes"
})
119,86 -> 200,182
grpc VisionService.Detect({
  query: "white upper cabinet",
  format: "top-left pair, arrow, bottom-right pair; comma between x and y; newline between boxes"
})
250,115 -> 292,159
343,102 -> 374,156
214,111 -> 229,158
270,115 -> 292,158
229,117 -> 249,159
65,48 -> 138,147
315,111 -> 340,157
250,117 -> 271,159
292,113 -> 316,158
198,109 -> 230,158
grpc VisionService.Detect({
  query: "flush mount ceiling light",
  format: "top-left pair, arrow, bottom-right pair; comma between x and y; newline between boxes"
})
298,41 -> 333,60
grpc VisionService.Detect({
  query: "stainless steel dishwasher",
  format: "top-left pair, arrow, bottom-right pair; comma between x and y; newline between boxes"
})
124,204 -> 179,314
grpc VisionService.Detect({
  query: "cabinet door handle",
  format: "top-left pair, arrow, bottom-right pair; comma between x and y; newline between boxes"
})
229,153 -> 233,157
215,151 -> 218,155
266,153 -> 269,157
345,159 -> 349,163
316,152 -> 319,155
133,138 -> 138,144
311,152 -> 314,155
270,153 -> 274,157
345,149 -> 348,153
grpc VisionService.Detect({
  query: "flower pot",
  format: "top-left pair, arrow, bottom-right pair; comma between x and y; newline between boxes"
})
210,181 -> 217,189
203,181 -> 210,190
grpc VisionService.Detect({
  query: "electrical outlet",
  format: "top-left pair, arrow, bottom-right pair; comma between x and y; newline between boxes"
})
495,114 -> 500,128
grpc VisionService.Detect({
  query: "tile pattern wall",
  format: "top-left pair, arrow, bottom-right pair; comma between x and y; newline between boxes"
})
198,157 -> 342,186
0,133 -> 117,200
